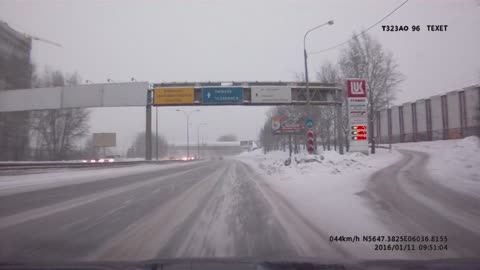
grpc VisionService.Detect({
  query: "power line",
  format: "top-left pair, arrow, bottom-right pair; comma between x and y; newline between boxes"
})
309,0 -> 409,55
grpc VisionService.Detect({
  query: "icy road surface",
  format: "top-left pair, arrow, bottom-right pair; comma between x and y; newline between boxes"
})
0,159 -> 351,262
0,138 -> 479,263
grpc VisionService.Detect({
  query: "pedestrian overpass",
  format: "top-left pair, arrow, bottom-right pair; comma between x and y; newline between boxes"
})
0,81 -> 344,160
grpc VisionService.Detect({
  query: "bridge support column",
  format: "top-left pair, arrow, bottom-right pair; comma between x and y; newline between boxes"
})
145,89 -> 153,160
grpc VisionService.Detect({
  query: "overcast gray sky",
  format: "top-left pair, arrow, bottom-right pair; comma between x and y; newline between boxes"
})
1,0 -> 479,154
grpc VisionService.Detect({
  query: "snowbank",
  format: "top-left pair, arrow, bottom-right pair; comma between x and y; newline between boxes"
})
236,148 -> 405,259
393,136 -> 480,197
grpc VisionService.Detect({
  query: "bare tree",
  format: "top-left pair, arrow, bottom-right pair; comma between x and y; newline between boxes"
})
338,32 -> 404,151
126,131 -> 168,158
81,136 -> 99,159
30,68 -> 90,160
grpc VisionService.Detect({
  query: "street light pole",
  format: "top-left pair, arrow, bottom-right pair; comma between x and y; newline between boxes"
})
187,116 -> 190,159
177,109 -> 200,160
197,123 -> 207,159
303,20 -> 334,154
386,89 -> 392,153
303,20 -> 334,115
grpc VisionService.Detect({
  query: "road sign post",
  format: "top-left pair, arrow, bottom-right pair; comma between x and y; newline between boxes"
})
305,118 -> 313,129
307,128 -> 315,154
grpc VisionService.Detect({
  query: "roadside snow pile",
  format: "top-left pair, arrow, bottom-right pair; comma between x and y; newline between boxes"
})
394,136 -> 480,196
238,148 -> 381,177
236,148 -> 403,252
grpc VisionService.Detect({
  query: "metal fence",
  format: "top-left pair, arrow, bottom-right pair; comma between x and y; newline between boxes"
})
375,85 -> 480,144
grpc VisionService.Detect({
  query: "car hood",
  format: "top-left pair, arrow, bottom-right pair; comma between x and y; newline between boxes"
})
1,258 -> 480,270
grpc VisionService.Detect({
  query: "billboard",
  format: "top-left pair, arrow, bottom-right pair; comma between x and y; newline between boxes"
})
240,141 -> 254,148
271,116 -> 305,135
93,133 -> 116,147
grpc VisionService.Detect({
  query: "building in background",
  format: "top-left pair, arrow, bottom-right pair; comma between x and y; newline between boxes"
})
374,85 -> 480,144
0,21 -> 33,160
167,141 -> 243,159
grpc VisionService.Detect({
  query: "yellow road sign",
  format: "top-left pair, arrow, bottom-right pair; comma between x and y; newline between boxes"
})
154,87 -> 194,105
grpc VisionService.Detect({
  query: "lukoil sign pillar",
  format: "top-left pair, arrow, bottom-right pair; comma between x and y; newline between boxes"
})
347,79 -> 369,154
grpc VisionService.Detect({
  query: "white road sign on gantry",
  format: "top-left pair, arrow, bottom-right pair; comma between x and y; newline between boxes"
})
251,86 -> 292,104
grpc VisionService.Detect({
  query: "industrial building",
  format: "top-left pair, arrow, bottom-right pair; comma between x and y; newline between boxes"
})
374,85 -> 480,144
0,21 -> 32,160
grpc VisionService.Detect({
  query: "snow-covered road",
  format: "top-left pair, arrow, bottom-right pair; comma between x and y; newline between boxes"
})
365,149 -> 480,257
0,137 -> 478,263
0,159 -> 351,262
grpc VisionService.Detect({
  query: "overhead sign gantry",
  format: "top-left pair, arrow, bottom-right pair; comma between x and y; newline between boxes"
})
144,81 -> 344,160
0,81 -> 344,160
151,81 -> 341,106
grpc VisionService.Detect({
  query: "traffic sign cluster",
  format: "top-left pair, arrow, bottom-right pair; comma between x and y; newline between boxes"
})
153,86 -> 293,105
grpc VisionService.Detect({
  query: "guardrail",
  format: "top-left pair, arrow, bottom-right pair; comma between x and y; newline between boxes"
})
0,159 -> 194,171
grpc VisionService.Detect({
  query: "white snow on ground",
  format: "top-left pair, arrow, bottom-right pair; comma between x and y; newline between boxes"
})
392,136 -> 480,198
236,137 -> 480,259
236,147 -> 406,259
0,162 -> 204,196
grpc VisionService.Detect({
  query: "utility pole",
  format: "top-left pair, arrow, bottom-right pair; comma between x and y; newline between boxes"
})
176,109 -> 200,160
197,123 -> 206,159
303,20 -> 334,154
386,88 -> 392,152
303,20 -> 334,115
370,92 -> 376,154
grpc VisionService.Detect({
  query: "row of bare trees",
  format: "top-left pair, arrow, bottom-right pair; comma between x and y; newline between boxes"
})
3,63 -> 171,161
29,68 -> 91,160
258,32 -> 404,153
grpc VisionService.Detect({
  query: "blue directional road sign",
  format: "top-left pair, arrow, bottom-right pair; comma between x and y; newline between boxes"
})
305,118 -> 313,128
202,87 -> 243,104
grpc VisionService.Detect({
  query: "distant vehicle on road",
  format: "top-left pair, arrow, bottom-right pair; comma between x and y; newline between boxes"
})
82,154 -> 120,163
